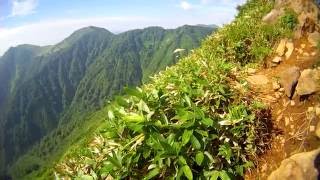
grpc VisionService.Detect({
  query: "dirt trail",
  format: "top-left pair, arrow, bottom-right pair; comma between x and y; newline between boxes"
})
245,35 -> 320,179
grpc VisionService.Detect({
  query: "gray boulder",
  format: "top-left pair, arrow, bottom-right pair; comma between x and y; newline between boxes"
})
268,148 -> 320,180
279,66 -> 301,98
296,69 -> 320,96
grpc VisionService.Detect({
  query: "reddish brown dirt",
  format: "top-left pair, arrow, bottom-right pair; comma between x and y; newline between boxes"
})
245,36 -> 320,179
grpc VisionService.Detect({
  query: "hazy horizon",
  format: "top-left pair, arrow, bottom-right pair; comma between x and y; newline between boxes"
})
0,0 -> 246,55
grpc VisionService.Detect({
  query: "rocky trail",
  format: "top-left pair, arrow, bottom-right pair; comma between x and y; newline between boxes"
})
244,0 -> 320,179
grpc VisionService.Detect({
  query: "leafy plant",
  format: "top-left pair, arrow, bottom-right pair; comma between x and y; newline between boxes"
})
280,9 -> 298,30
54,0 -> 295,179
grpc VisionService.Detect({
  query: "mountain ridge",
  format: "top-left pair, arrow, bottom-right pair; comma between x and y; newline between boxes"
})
0,24 -> 216,179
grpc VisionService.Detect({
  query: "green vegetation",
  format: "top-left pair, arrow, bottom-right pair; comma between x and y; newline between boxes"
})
55,0 -> 298,179
0,25 -> 214,179
280,9 -> 298,30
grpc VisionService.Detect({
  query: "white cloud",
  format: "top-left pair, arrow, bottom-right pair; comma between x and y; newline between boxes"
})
201,0 -> 246,6
11,0 -> 38,16
180,1 -> 192,10
0,16 -> 179,55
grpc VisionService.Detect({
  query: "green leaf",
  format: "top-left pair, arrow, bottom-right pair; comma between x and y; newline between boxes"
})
107,110 -> 115,120
76,175 -> 94,180
106,151 -> 122,169
144,168 -> 160,180
218,144 -> 232,162
173,109 -> 194,121
182,130 -> 193,145
127,123 -> 143,132
201,118 -> 213,127
184,94 -> 192,107
182,165 -> 193,180
115,96 -> 128,107
190,135 -> 201,150
124,87 -> 143,98
123,113 -> 145,123
219,170 -> 231,180
178,156 -> 187,165
195,152 -> 204,166
204,170 -> 219,179
137,100 -> 150,113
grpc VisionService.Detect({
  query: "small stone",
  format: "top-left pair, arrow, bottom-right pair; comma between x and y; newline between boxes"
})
310,125 -> 316,132
276,39 -> 287,56
247,68 -> 257,74
311,52 -> 317,56
246,75 -> 269,85
275,92 -> 281,99
290,125 -> 294,129
301,44 -> 306,48
316,121 -> 320,138
308,107 -> 315,113
316,107 -> 320,116
303,52 -> 310,57
277,109 -> 282,115
285,117 -> 290,126
276,114 -> 283,122
289,117 -> 293,122
265,95 -> 277,103
272,56 -> 282,64
273,81 -> 281,90
284,100 -> 290,107
261,164 -> 268,172
279,88 -> 285,92
285,41 -> 294,59
290,100 -> 295,106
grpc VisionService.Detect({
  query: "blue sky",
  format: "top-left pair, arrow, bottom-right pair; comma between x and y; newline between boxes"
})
0,0 -> 246,55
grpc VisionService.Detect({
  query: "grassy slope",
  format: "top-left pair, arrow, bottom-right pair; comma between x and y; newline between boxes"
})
53,0 -> 297,179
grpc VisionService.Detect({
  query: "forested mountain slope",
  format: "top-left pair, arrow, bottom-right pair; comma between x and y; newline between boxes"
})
53,0 -> 317,179
0,25 -> 215,179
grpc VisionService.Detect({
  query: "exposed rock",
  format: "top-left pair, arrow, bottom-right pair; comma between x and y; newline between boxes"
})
296,69 -> 320,96
308,107 -> 315,113
279,66 -> 301,98
272,56 -> 282,64
311,52 -> 317,56
275,92 -> 281,99
247,68 -> 257,74
263,9 -> 284,24
316,107 -> 320,117
310,125 -> 315,132
303,52 -> 310,57
276,39 -> 287,56
290,100 -> 295,106
265,95 -> 277,103
308,31 -> 320,47
285,41 -> 294,60
268,148 -> 320,180
285,117 -> 290,126
246,75 -> 269,85
316,121 -> 320,138
301,44 -> 306,49
273,81 -> 281,91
